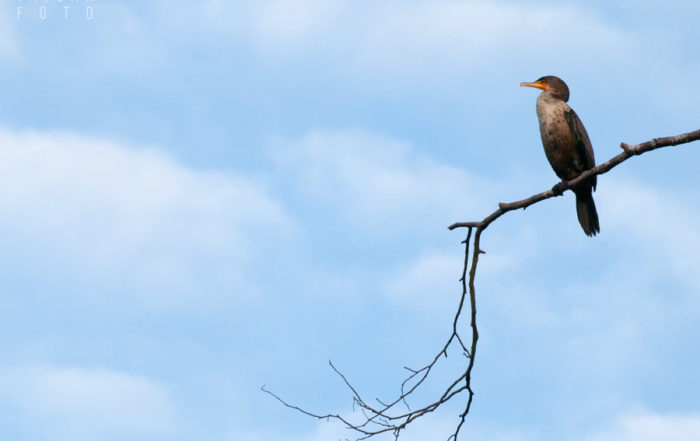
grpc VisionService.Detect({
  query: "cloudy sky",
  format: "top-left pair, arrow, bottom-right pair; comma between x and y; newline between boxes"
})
1,1 -> 700,440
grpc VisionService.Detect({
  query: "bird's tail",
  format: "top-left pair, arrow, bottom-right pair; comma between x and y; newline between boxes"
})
575,187 -> 600,237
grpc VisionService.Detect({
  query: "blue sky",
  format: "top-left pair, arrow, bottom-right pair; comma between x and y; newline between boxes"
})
1,1 -> 700,440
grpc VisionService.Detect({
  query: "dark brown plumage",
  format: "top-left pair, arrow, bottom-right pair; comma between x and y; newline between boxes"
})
521,75 -> 600,236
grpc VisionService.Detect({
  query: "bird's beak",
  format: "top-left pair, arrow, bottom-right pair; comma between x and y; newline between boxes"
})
520,81 -> 547,90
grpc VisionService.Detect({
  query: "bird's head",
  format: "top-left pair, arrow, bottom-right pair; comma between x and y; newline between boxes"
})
520,75 -> 570,101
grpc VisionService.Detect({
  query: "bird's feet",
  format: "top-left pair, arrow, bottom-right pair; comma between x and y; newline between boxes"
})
551,180 -> 568,196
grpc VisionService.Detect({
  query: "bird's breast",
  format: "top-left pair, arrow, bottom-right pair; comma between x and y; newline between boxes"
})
535,96 -> 582,181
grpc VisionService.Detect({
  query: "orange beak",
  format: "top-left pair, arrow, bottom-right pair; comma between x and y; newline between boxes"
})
520,81 -> 547,90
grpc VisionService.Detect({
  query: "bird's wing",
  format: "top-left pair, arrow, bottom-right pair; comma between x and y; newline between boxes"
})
564,107 -> 597,190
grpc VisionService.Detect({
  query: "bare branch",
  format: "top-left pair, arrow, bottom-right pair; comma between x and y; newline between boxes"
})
449,128 -> 700,232
266,128 -> 700,441
262,225 -> 479,440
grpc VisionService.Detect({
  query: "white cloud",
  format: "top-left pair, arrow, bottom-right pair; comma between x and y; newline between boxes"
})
0,365 -> 176,439
156,0 -> 632,83
153,0 -> 698,112
161,0 -> 345,41
599,177 -> 700,293
272,129 -> 492,232
18,0 -> 696,108
243,402 -> 700,441
347,1 -> 629,80
386,252 -> 464,314
581,411 -> 700,441
229,419 -> 348,441
40,0 -> 696,109
0,127 -> 294,304
384,230 -> 538,306
247,0 -> 348,52
87,4 -> 166,73
239,414 -> 536,441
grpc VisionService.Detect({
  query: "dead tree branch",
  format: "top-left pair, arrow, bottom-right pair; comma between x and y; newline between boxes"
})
266,128 -> 700,441
449,128 -> 700,232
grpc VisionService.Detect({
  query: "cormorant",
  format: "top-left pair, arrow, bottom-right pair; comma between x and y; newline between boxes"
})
521,75 -> 600,236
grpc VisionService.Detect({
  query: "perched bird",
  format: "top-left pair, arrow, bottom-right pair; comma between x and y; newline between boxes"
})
521,75 -> 600,236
